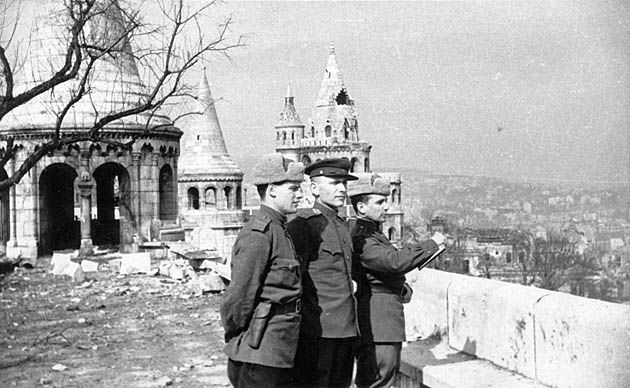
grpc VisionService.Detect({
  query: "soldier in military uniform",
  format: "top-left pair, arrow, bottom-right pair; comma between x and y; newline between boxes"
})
220,153 -> 305,388
348,173 -> 445,388
287,158 -> 359,388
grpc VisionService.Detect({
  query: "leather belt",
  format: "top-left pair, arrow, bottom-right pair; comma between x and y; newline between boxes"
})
273,299 -> 301,314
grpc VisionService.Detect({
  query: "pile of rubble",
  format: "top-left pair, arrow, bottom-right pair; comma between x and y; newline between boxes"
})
48,246 -> 228,296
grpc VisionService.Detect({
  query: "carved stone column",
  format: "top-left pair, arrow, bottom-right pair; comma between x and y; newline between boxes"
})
78,172 -> 94,255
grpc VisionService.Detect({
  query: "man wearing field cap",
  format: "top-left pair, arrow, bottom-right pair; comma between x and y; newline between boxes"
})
348,173 -> 445,388
221,153 -> 305,388
287,158 -> 359,388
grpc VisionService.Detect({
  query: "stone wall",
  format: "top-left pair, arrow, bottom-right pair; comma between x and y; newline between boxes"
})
404,269 -> 630,388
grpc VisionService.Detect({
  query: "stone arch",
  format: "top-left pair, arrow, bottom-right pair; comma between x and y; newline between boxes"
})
93,162 -> 131,247
188,187 -> 200,210
39,163 -> 79,255
388,227 -> 397,241
159,164 -> 176,221
392,188 -> 399,204
224,185 -> 232,210
325,125 -> 332,137
205,187 -> 217,208
302,155 -> 311,166
282,131 -> 287,144
0,168 -> 9,247
236,186 -> 242,209
291,131 -> 295,144
350,157 -> 359,173
364,157 -> 370,172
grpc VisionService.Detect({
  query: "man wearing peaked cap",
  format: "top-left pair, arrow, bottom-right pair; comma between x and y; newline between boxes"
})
221,153 -> 305,388
348,173 -> 446,388
287,157 -> 358,388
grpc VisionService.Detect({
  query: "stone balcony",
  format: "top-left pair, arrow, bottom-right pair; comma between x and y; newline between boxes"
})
398,269 -> 630,388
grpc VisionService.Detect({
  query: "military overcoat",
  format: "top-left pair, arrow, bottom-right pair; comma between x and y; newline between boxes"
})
351,217 -> 439,342
220,205 -> 302,368
287,201 -> 359,338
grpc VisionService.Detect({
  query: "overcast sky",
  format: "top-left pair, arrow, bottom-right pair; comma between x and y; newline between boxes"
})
200,0 -> 630,185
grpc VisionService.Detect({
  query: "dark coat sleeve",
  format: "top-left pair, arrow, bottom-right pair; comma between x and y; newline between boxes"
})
356,235 -> 439,275
220,231 -> 271,342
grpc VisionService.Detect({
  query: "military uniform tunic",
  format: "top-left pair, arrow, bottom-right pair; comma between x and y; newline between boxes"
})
287,201 -> 358,338
351,217 -> 439,342
221,205 -> 302,368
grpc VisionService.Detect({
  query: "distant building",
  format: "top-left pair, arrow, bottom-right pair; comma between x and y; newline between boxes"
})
274,45 -> 403,242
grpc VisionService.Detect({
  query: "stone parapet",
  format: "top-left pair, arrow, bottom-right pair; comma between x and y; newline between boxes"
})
403,269 -> 630,388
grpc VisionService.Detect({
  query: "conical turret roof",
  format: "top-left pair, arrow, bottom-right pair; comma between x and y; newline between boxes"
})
277,83 -> 302,126
0,0 -> 173,133
178,70 -> 242,178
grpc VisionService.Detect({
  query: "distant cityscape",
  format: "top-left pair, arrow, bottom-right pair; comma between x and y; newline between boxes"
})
398,171 -> 630,304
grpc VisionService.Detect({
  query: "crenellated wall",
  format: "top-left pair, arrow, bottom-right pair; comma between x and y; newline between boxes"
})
403,269 -> 630,388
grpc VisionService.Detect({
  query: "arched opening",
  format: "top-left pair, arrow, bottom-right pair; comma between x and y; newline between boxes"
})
205,187 -> 217,208
388,227 -> 396,241
291,132 -> 295,144
159,164 -> 176,222
236,186 -> 242,209
188,187 -> 200,210
302,155 -> 311,166
343,119 -> 350,140
325,125 -> 332,137
392,188 -> 398,204
364,157 -> 370,172
224,186 -> 232,210
0,168 -> 9,248
39,163 -> 79,255
336,89 -> 350,105
350,157 -> 359,173
93,162 -> 131,247
310,126 -> 315,138
282,132 -> 287,144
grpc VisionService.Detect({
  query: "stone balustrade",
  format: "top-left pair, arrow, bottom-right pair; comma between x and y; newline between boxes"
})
400,269 -> 630,388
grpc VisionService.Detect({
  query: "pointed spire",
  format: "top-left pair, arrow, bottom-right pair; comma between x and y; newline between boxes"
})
316,43 -> 348,107
279,83 -> 301,124
286,83 -> 293,98
178,68 -> 242,177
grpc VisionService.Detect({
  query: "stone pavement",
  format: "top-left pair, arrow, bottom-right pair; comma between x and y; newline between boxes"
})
0,260 -> 231,388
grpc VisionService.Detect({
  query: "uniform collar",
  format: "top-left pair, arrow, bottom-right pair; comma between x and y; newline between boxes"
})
259,204 -> 287,226
356,216 -> 381,232
314,201 -> 342,220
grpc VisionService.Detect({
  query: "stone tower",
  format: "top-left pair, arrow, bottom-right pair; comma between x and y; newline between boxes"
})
0,0 -> 181,259
274,45 -> 405,243
177,70 -> 245,260
275,45 -> 372,172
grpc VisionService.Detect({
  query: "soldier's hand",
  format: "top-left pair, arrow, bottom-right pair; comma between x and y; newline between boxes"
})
430,232 -> 445,247
445,234 -> 455,248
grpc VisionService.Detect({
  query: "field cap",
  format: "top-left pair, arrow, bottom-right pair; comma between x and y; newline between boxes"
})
304,158 -> 358,180
252,153 -> 305,185
347,173 -> 391,197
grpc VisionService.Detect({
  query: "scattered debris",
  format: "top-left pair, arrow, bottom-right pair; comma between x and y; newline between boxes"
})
52,363 -> 68,372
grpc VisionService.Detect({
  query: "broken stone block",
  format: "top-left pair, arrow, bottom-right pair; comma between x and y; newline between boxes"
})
109,259 -> 121,273
51,253 -> 72,275
159,262 -> 171,277
119,252 -> 151,275
169,265 -> 184,280
81,259 -> 99,272
63,262 -> 85,283
199,273 -> 225,292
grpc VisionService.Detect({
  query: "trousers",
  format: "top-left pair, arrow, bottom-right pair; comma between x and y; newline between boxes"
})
355,342 -> 402,388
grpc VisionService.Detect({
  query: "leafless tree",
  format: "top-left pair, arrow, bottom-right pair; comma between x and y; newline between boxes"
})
0,0 -> 244,191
